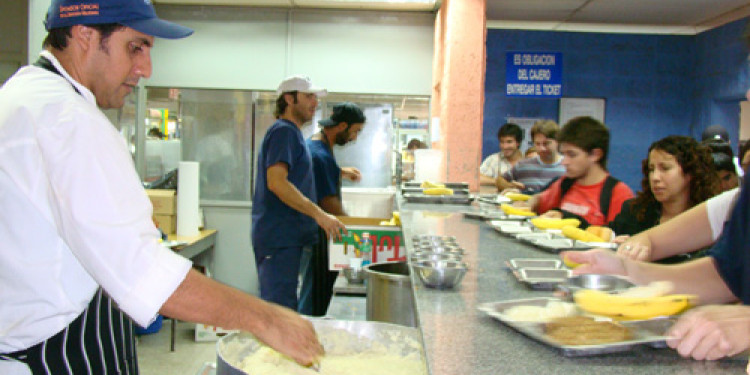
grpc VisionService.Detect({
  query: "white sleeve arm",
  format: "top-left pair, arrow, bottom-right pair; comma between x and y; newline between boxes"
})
706,188 -> 740,241
479,154 -> 497,177
38,106 -> 191,327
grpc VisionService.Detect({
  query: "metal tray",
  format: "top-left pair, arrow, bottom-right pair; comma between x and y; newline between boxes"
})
478,298 -> 673,357
506,258 -> 564,270
476,195 -> 512,205
403,192 -> 472,205
528,238 -> 591,253
402,181 -> 469,190
462,210 -> 507,220
513,268 -> 572,290
489,221 -> 534,235
515,232 -> 563,242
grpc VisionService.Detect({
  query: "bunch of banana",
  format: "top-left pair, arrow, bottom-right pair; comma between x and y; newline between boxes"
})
574,285 -> 696,320
423,187 -> 454,196
420,181 -> 445,188
504,192 -> 531,201
500,204 -> 535,217
379,211 -> 402,226
530,217 -> 581,230
561,225 -> 604,242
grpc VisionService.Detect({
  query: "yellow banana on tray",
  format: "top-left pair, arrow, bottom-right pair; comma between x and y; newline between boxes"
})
561,225 -> 604,242
530,218 -> 581,230
420,181 -> 446,188
574,289 -> 696,320
500,204 -> 535,217
504,192 -> 530,201
423,187 -> 454,196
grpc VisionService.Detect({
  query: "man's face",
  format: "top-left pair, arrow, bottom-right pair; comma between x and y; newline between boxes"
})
334,123 -> 364,146
560,142 -> 599,179
499,136 -> 519,158
532,133 -> 557,161
717,170 -> 739,192
288,92 -> 319,124
86,26 -> 153,109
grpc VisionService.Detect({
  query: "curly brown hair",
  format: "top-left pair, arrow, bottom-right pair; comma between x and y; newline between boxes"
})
632,135 -> 719,222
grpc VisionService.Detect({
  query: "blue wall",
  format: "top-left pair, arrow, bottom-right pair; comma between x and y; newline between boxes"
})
484,18 -> 750,190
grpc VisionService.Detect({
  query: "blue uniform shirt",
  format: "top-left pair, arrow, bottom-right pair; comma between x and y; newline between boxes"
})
251,119 -> 318,251
708,171 -> 750,304
307,139 -> 341,203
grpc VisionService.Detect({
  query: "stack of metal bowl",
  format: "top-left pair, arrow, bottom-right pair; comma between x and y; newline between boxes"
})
411,259 -> 468,289
410,235 -> 467,289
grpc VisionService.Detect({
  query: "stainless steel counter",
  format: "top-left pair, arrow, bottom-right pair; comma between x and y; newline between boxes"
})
399,200 -> 747,374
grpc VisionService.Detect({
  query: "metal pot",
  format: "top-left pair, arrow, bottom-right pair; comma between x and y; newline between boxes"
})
363,261 -> 417,327
216,319 -> 425,375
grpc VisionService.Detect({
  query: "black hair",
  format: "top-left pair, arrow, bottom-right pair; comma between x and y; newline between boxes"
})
43,24 -> 125,51
274,91 -> 298,119
497,123 -> 523,144
556,116 -> 610,169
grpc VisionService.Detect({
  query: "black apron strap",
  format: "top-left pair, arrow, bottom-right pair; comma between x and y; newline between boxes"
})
33,55 -> 82,96
1,289 -> 139,375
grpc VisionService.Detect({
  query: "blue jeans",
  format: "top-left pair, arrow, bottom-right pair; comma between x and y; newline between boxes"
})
255,246 -> 304,310
297,246 -> 314,315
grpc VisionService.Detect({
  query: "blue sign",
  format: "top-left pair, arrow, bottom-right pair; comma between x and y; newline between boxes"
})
506,52 -> 563,98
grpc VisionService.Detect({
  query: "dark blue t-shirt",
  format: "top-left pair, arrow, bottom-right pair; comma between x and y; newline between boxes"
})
251,119 -> 317,251
307,139 -> 341,203
708,171 -> 750,304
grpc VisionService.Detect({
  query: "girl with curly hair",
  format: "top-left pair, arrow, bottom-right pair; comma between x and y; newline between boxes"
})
607,135 -> 720,263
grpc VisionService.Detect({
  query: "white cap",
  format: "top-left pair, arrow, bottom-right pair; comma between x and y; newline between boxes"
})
276,75 -> 327,97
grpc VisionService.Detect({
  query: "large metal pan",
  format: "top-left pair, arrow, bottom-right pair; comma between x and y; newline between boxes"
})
216,319 -> 426,375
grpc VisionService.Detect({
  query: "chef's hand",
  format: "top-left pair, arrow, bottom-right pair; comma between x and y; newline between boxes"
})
667,305 -> 750,360
560,249 -> 626,276
316,211 -> 347,241
616,235 -> 652,261
255,302 -> 324,366
341,167 -> 362,182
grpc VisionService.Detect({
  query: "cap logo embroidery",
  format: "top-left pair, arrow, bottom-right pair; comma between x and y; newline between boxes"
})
59,3 -> 99,19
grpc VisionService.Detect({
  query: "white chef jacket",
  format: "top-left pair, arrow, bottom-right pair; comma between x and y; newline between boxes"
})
0,50 -> 192,360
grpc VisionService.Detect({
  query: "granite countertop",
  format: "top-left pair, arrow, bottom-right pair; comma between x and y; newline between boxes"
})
399,199 -> 747,374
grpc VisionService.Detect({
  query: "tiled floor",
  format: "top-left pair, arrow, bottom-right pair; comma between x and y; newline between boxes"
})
136,320 -> 217,375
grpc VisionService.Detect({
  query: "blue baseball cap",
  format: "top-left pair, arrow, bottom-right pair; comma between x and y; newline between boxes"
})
45,0 -> 193,39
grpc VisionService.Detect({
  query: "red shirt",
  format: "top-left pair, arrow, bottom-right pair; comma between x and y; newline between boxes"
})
538,176 -> 634,226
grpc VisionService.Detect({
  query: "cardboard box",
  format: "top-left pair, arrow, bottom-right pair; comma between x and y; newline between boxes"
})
341,187 -> 396,218
328,217 -> 404,270
146,189 -> 176,215
153,214 -> 176,235
195,323 -> 237,342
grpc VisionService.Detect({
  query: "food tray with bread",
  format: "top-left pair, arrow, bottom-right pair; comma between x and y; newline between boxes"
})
478,297 -> 674,357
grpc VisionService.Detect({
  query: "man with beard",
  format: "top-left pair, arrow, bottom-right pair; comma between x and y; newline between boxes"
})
252,75 -> 346,311
479,122 -> 523,186
299,102 -> 366,315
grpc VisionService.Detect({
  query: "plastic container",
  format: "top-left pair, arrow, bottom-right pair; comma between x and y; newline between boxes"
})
413,149 -> 442,183
135,314 -> 163,335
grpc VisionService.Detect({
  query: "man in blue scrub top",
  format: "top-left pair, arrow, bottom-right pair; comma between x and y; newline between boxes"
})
252,75 -> 346,310
299,102 -> 366,315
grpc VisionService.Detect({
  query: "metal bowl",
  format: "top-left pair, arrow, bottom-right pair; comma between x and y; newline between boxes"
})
409,252 -> 462,263
412,246 -> 465,255
411,260 -> 468,289
342,266 -> 365,284
558,274 -> 634,295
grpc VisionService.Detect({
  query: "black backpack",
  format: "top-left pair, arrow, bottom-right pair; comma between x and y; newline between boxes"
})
557,175 -> 619,228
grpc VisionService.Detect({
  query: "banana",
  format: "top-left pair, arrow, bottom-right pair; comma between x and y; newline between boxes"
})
530,217 -> 581,230
420,181 -> 445,188
617,281 -> 674,298
423,187 -> 454,196
504,192 -> 531,201
574,289 -> 696,320
500,204 -> 535,217
561,225 -> 604,242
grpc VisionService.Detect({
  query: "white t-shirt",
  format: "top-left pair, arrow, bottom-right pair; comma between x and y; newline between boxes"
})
706,188 -> 740,241
0,51 -> 191,362
479,152 -> 513,178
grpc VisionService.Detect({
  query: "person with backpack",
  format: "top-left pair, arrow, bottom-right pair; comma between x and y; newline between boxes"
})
526,116 -> 634,227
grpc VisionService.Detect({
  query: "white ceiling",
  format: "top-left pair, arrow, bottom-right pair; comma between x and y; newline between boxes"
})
154,0 -> 750,34
485,0 -> 750,34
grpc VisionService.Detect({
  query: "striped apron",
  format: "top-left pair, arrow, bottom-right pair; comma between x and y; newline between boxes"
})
0,289 -> 139,374
0,56 -> 139,374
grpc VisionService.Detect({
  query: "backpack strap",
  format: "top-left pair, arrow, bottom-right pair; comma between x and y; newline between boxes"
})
599,175 -> 620,221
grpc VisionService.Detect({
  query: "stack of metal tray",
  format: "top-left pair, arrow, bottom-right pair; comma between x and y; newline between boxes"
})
401,181 -> 469,193
478,297 -> 673,357
403,189 -> 472,204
